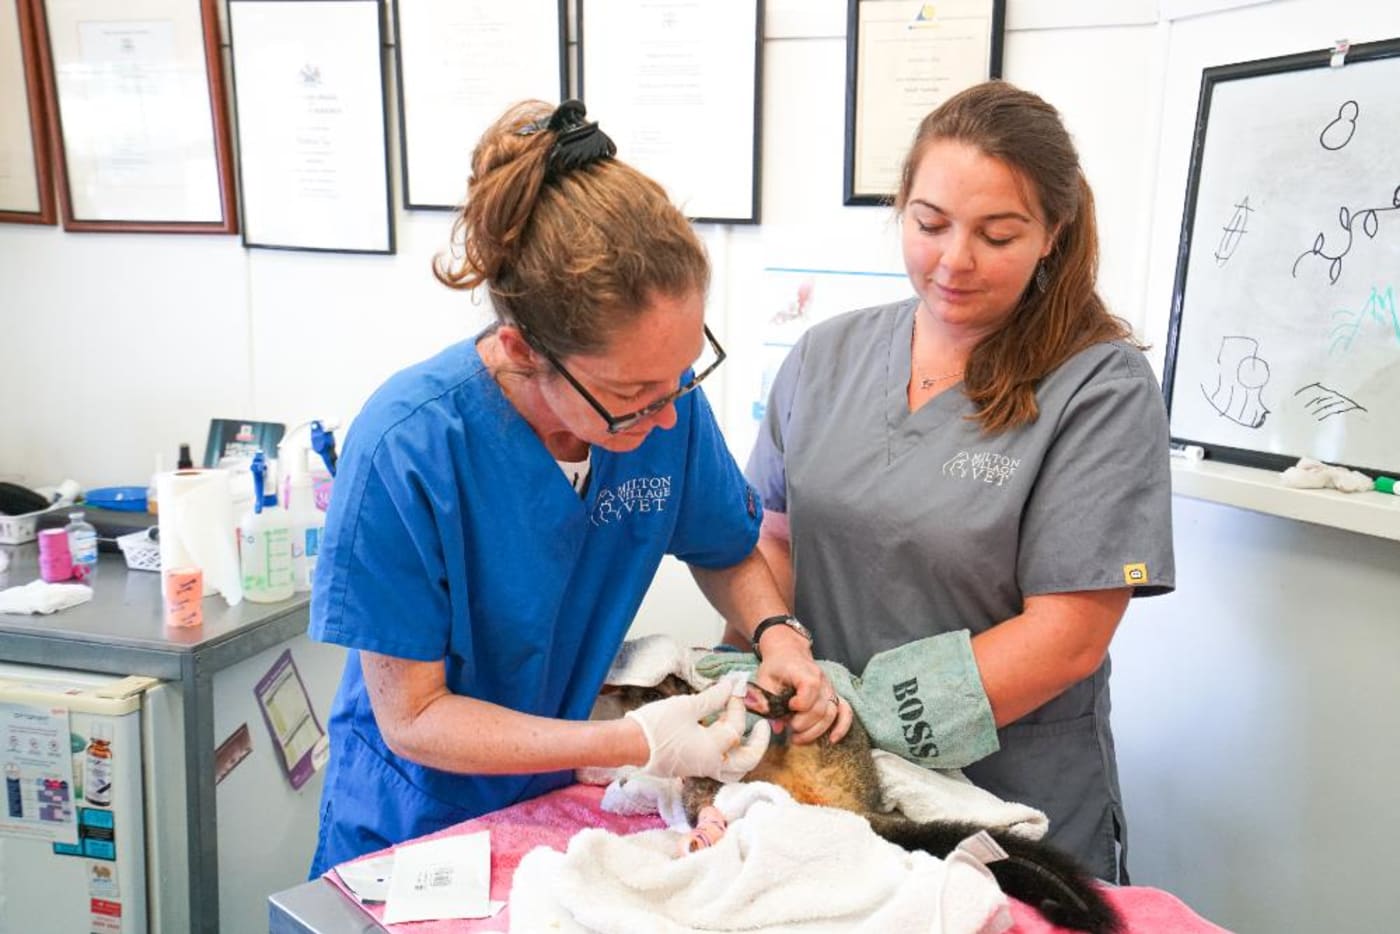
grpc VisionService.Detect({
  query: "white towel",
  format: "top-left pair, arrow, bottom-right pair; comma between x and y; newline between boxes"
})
509,782 -> 1013,934
603,633 -> 712,690
873,751 -> 1048,840
596,766 -> 692,828
0,579 -> 94,615
1280,456 -> 1373,493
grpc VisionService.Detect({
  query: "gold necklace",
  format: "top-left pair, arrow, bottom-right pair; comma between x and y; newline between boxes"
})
911,310 -> 963,391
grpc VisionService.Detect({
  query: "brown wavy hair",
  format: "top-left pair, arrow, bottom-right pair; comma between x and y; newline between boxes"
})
434,100 -> 709,357
896,81 -> 1139,433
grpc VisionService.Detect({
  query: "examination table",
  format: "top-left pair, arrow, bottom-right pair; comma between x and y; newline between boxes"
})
269,782 -> 1229,933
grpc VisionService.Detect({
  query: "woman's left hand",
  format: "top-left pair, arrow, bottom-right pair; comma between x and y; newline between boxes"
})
753,644 -> 852,745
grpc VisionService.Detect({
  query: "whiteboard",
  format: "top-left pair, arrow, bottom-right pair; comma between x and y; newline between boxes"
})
1163,38 -> 1400,478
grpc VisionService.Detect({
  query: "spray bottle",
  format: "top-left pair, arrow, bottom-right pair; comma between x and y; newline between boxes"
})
277,426 -> 330,592
239,451 -> 294,603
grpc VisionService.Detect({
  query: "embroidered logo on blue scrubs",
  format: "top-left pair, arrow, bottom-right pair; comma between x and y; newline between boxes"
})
591,475 -> 674,526
941,451 -> 1021,486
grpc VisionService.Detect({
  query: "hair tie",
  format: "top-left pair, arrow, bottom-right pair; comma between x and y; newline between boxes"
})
543,99 -> 616,181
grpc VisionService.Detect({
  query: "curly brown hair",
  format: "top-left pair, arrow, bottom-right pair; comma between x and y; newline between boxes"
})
897,81 -> 1140,433
434,100 -> 709,358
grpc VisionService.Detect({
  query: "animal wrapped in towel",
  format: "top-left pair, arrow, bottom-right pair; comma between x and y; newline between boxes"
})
613,676 -> 1122,934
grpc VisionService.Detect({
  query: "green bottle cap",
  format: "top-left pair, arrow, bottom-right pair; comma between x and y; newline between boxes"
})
1376,476 -> 1396,495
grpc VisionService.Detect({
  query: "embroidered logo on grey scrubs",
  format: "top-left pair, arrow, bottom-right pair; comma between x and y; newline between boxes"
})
941,451 -> 1021,487
591,475 -> 673,526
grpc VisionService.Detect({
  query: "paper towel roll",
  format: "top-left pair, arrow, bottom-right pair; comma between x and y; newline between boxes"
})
157,470 -> 243,606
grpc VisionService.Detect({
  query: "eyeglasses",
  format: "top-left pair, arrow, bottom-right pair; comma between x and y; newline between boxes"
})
531,324 -> 727,434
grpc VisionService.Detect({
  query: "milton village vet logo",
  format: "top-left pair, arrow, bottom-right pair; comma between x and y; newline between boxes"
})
591,475 -> 674,526
941,450 -> 1021,487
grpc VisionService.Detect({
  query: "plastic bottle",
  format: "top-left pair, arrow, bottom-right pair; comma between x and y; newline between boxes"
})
65,511 -> 99,583
83,722 -> 113,807
239,451 -> 294,603
5,763 -> 22,818
147,453 -> 164,516
278,438 -> 327,592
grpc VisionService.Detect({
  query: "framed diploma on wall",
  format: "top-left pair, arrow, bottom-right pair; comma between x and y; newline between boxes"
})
579,0 -> 763,224
228,0 -> 394,253
844,0 -> 1005,206
32,0 -> 236,232
0,0 -> 54,224
394,0 -> 567,211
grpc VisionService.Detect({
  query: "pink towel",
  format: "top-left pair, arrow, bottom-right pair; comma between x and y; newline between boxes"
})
323,784 -> 1230,933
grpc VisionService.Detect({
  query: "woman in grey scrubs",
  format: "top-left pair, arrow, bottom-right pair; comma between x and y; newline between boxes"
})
742,81 -> 1175,882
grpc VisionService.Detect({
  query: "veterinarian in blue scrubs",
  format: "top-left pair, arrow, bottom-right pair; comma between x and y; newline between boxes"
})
742,82 -> 1175,882
307,101 -> 846,877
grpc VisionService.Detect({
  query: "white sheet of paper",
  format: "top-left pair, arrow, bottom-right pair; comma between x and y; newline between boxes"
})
382,830 -> 492,924
334,852 -> 395,904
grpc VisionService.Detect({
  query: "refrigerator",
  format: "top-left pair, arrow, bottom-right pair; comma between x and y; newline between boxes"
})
0,665 -> 159,934
0,634 -> 345,933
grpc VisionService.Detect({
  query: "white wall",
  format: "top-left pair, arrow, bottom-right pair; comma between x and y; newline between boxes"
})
3,2 -> 1399,930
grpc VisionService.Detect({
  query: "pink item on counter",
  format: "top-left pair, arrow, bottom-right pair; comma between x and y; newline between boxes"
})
37,529 -> 73,583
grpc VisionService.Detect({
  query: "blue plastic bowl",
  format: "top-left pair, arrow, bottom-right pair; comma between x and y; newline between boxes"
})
85,486 -> 149,512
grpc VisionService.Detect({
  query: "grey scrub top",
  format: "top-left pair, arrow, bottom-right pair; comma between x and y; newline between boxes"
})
746,297 -> 1175,881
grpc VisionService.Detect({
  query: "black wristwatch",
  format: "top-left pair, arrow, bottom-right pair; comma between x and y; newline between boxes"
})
750,614 -> 813,661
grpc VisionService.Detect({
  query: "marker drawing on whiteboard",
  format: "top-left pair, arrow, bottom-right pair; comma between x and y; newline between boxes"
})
1293,382 -> 1368,421
1213,196 -> 1252,266
1291,182 -> 1400,286
1201,335 -> 1271,428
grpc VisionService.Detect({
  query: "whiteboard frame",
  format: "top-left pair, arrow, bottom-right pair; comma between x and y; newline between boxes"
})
1161,37 -> 1400,478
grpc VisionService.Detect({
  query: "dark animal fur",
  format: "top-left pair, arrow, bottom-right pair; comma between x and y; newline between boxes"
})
613,677 -> 1121,934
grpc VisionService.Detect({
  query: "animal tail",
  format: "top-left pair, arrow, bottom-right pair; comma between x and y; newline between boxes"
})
867,815 -> 1122,934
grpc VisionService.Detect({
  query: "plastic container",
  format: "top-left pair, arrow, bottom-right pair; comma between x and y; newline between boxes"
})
64,511 -> 99,583
147,453 -> 164,516
85,487 -> 148,512
239,452 -> 294,603
38,528 -> 73,582
162,566 -> 204,628
279,442 -> 326,592
83,722 -> 113,807
116,529 -> 162,572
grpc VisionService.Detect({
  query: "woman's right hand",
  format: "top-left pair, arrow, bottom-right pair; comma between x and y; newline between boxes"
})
624,676 -> 771,782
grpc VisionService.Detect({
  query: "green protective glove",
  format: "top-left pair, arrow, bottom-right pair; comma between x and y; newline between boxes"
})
694,631 -> 998,770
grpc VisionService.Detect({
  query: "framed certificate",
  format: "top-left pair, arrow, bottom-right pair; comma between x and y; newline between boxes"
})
394,0 -> 567,210
0,0 -> 54,224
579,0 -> 763,224
228,0 -> 394,253
844,0 -> 1005,206
32,0 -> 236,232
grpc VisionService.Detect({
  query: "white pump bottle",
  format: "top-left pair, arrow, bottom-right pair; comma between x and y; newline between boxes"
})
277,426 -> 329,592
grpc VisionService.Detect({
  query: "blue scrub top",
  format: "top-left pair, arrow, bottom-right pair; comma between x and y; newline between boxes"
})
308,334 -> 760,876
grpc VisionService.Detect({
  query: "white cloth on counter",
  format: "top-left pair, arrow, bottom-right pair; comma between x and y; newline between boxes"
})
0,579 -> 94,615
509,781 -> 1013,934
1280,456 -> 1373,493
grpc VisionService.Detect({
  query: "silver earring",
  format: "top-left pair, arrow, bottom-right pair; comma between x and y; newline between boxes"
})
1034,262 -> 1050,293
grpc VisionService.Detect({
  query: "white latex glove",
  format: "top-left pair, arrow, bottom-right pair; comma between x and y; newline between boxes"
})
624,675 -> 771,782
